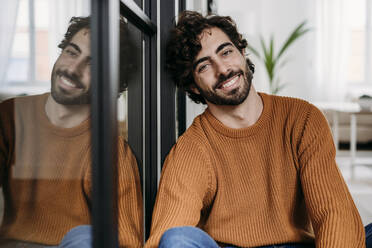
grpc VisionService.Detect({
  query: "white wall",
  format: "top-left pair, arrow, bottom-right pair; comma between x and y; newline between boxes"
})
216,0 -> 317,101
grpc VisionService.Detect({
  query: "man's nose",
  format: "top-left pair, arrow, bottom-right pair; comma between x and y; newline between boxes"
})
67,60 -> 84,76
214,59 -> 231,76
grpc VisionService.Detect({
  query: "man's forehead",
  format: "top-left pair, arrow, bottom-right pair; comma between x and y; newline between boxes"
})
68,28 -> 91,51
199,27 -> 230,44
195,27 -> 233,59
72,28 -> 91,39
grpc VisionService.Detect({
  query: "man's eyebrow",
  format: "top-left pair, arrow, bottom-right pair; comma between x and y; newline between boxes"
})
216,42 -> 233,53
193,42 -> 234,70
193,56 -> 210,70
66,42 -> 81,53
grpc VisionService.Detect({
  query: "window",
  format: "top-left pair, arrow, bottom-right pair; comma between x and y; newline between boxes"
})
3,0 -> 90,94
6,0 -> 50,86
346,0 -> 371,85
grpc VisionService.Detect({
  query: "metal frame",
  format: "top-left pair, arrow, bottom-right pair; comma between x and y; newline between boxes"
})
142,0 -> 159,239
91,0 -> 181,244
160,0 -> 176,168
177,0 -> 187,137
91,0 -> 120,247
90,0 -> 164,244
120,0 -> 156,35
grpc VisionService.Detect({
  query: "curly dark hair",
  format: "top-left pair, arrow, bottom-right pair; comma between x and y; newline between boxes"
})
58,16 -> 137,93
166,11 -> 254,104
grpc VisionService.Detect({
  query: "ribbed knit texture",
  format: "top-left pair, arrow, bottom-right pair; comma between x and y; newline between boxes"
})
0,93 -> 143,247
145,93 -> 365,248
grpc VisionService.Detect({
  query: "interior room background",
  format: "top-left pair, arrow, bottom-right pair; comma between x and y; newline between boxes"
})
0,0 -> 371,238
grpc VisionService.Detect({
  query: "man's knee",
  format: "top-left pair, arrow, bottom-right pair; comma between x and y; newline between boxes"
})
159,226 -> 217,248
59,225 -> 92,248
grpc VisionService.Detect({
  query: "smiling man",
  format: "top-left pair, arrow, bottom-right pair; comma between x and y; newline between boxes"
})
145,11 -> 371,248
0,17 -> 142,247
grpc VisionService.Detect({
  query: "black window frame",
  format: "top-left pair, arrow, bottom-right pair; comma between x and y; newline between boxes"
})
90,0 -> 186,245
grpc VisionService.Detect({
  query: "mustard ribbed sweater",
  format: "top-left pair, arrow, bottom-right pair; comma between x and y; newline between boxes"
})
146,93 -> 365,248
0,94 -> 143,247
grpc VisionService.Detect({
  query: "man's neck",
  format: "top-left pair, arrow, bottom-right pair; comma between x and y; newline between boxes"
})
207,86 -> 263,129
45,95 -> 90,128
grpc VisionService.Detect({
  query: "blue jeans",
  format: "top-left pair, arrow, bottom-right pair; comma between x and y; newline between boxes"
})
159,224 -> 372,248
366,222 -> 372,248
58,225 -> 92,248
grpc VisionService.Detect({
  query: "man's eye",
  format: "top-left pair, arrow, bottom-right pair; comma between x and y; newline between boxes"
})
222,49 -> 233,56
65,49 -> 77,57
198,64 -> 209,73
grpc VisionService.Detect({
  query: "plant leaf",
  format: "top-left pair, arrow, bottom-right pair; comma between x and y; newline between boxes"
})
260,37 -> 274,82
277,20 -> 310,60
266,36 -> 276,82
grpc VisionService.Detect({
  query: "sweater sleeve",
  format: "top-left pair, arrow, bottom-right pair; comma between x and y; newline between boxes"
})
297,105 -> 365,248
145,136 -> 216,248
83,138 -> 143,248
117,138 -> 143,248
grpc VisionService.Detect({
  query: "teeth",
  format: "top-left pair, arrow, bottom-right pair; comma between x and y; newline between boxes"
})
221,75 -> 239,89
61,76 -> 76,88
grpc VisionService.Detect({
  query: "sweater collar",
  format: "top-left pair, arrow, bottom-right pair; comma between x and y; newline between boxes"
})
202,92 -> 273,138
37,93 -> 91,137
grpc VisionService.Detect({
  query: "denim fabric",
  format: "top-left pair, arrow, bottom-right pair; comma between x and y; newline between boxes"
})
366,222 -> 372,248
258,244 -> 314,248
158,226 -> 314,248
55,223 -> 372,248
58,225 -> 92,248
159,226 -> 220,248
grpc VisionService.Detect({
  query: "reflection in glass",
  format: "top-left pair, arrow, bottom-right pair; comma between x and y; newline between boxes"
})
0,10 -> 143,248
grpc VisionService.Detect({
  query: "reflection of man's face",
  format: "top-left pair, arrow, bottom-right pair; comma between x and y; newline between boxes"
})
51,28 -> 91,105
192,27 -> 252,106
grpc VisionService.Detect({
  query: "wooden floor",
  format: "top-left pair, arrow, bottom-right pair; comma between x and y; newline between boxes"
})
337,150 -> 372,225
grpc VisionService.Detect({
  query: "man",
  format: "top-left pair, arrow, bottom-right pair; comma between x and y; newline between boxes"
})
145,11 -> 371,248
0,16 -> 142,247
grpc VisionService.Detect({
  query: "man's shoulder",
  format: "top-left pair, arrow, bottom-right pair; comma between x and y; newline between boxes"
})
270,94 -> 312,108
267,93 -> 319,117
165,112 -> 214,162
177,112 -> 209,145
1,93 -> 48,111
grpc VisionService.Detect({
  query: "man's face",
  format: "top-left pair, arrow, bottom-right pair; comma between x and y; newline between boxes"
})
192,27 -> 252,106
51,28 -> 91,105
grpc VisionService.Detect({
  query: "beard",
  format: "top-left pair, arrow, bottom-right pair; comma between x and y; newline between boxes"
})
50,64 -> 90,105
196,64 -> 253,106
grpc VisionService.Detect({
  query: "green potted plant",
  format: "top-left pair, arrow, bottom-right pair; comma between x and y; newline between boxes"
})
248,21 -> 310,94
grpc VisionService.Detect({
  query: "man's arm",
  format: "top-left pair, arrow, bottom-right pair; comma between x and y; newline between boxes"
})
117,139 -> 143,247
145,136 -> 216,248
83,138 -> 143,247
297,105 -> 365,248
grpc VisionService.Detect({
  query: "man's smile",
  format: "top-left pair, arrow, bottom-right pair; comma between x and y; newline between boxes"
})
60,76 -> 78,88
57,73 -> 84,92
217,73 -> 241,91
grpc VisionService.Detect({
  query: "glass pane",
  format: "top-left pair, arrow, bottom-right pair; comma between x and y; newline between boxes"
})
0,3 -> 119,247
5,0 -> 29,83
1,2 -> 144,247
1,21 -> 93,248
120,20 -> 144,244
35,0 -> 50,82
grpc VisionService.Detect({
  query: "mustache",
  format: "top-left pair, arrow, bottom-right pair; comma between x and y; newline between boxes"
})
214,70 -> 243,90
56,70 -> 84,89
